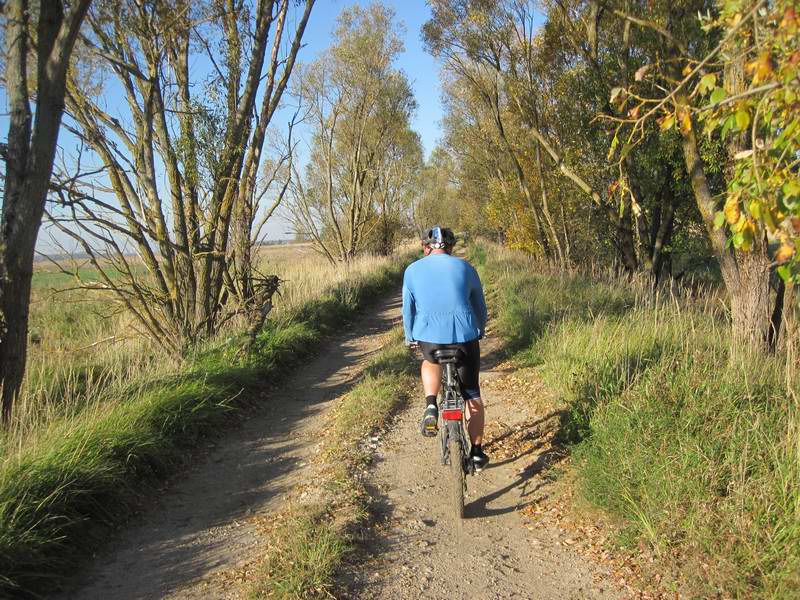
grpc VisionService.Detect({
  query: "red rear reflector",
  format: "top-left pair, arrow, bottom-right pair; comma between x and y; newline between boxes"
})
442,409 -> 462,421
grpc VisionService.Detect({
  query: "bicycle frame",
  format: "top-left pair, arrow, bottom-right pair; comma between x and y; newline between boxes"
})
438,361 -> 475,476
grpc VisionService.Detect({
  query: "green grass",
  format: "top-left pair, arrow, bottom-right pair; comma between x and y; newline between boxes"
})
475,242 -> 800,599
18,248 -> 419,443
249,513 -> 349,599
31,266 -> 127,289
248,329 -> 415,599
0,253 -> 415,599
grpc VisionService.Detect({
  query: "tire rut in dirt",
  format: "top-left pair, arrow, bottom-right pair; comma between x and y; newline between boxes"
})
345,332 -> 626,600
447,432 -> 465,520
52,296 -> 403,600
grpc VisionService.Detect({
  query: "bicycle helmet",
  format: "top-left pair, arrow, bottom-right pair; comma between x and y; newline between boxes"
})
422,225 -> 456,250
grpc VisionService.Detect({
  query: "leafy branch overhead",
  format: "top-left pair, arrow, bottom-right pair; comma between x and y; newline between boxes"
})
607,2 -> 799,280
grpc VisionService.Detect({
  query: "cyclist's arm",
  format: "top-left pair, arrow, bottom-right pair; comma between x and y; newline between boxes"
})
469,267 -> 488,334
401,273 -> 416,343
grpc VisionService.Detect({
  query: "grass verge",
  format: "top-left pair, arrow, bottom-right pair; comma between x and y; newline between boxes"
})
247,330 -> 416,599
0,254 -> 415,599
472,242 -> 799,599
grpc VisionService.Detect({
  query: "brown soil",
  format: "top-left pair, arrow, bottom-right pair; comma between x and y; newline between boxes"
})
339,332 -> 627,600
53,295 -> 403,600
53,291 -> 637,600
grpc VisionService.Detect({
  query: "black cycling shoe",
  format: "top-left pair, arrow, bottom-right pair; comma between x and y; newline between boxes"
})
470,446 -> 490,471
420,404 -> 438,437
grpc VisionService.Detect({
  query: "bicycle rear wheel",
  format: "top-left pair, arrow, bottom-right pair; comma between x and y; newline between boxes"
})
447,430 -> 465,519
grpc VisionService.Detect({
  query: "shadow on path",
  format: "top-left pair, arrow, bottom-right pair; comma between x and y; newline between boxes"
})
55,294 -> 402,600
465,410 -> 567,520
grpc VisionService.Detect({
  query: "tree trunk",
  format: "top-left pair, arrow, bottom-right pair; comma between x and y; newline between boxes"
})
782,282 -> 798,384
769,277 -> 786,352
651,187 -> 676,285
729,245 -> 773,349
678,95 -> 773,351
0,0 -> 91,421
534,139 -> 565,266
615,194 -> 639,273
621,155 -> 652,272
560,204 -> 572,263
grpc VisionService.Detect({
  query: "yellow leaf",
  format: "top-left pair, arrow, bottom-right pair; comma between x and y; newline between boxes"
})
679,108 -> 692,134
682,63 -> 693,77
740,233 -> 753,252
735,108 -> 750,130
659,114 -> 676,131
748,52 -> 774,84
698,73 -> 716,93
724,196 -> 741,225
763,208 -> 777,232
775,242 -> 796,263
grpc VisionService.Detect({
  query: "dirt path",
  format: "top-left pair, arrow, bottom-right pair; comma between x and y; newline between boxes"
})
341,333 -> 624,600
55,295 -> 403,600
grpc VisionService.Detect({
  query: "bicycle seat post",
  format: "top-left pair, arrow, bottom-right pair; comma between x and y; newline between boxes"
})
444,362 -> 457,388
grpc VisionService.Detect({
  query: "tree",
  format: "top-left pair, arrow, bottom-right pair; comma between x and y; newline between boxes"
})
414,147 -> 465,235
371,125 -> 423,255
424,0 -> 658,269
695,2 -> 798,351
0,0 -> 92,421
47,0 -> 315,352
601,0 -> 797,350
288,2 -> 422,262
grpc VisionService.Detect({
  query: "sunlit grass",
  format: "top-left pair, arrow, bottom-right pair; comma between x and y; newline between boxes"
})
0,243 -> 416,596
474,241 -> 799,599
14,244 -> 415,443
247,328 -> 415,599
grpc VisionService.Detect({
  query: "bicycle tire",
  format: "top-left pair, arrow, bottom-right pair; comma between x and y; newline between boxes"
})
448,431 -> 465,519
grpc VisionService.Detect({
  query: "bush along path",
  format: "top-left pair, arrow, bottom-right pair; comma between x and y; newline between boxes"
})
446,242 -> 798,599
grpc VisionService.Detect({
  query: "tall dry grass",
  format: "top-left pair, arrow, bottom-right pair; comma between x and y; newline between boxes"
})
13,245 -> 412,446
473,241 -> 799,599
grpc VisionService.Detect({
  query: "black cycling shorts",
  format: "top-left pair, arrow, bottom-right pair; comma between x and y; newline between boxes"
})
419,339 -> 481,401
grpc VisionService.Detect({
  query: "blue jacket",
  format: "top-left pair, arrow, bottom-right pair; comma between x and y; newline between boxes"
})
402,253 -> 488,344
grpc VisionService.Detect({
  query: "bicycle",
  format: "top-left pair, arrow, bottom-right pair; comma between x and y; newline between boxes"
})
430,347 -> 475,520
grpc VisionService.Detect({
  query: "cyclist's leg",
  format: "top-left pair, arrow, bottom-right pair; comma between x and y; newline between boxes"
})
458,339 -> 483,440
419,341 -> 443,400
421,359 -> 442,398
466,398 -> 488,470
464,397 -> 484,445
418,342 -> 443,436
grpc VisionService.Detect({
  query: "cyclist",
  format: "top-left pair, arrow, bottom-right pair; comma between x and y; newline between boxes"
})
402,226 -> 490,471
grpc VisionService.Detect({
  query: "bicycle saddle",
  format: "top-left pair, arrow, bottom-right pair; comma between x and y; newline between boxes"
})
432,348 -> 465,363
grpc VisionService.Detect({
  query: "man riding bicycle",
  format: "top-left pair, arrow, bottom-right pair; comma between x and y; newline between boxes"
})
402,226 -> 490,471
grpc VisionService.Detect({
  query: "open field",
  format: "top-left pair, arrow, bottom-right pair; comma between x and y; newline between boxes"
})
20,243 -> 412,437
